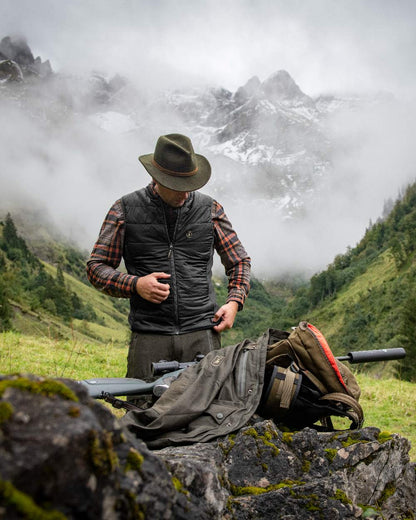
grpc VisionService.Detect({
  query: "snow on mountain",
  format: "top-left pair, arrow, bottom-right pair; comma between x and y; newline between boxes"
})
154,70 -> 334,214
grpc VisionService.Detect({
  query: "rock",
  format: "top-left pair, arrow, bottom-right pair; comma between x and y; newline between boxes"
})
0,36 -> 52,79
0,36 -> 34,69
0,374 -> 181,519
159,422 -> 416,519
0,60 -> 23,82
1,374 -> 415,519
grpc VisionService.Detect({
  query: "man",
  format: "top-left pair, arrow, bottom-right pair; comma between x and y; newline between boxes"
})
87,133 -> 251,381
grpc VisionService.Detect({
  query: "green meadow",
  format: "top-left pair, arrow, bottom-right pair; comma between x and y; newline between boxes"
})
1,330 -> 414,461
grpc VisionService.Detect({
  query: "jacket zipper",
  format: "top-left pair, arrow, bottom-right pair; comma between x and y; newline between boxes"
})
237,349 -> 249,398
163,208 -> 181,334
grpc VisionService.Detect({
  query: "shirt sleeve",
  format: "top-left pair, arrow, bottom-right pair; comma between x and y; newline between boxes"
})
86,199 -> 139,297
212,200 -> 251,309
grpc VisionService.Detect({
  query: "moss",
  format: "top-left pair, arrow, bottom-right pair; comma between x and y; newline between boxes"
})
289,490 -> 322,513
67,405 -> 80,418
263,423 -> 278,440
303,495 -> 321,513
324,448 -> 338,463
219,434 -> 236,456
0,377 -> 78,402
301,459 -> 311,473
377,431 -> 393,444
172,476 -> 189,497
0,479 -> 67,520
262,438 -> 280,457
377,481 -> 396,505
281,432 -> 294,444
331,489 -> 352,505
230,479 -> 305,497
122,491 -> 146,520
243,427 -> 280,457
0,400 -> 14,424
89,430 -> 119,475
340,432 -> 367,448
124,447 -> 144,473
243,427 -> 258,438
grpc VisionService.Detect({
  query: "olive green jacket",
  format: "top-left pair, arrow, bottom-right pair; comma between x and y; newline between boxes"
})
121,336 -> 271,448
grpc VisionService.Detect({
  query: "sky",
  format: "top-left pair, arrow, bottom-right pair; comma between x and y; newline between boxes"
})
1,0 -> 416,278
2,0 -> 416,100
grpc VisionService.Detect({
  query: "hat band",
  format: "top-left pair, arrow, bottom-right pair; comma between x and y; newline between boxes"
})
151,158 -> 198,177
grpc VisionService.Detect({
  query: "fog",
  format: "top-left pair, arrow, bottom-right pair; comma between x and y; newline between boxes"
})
1,0 -> 416,279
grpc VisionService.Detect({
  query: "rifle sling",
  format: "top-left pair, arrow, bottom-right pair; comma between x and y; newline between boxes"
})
319,392 -> 364,429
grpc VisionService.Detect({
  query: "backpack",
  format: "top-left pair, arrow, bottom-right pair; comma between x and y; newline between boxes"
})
257,321 -> 364,431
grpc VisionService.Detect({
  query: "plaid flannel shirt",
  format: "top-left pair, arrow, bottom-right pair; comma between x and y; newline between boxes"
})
86,184 -> 251,309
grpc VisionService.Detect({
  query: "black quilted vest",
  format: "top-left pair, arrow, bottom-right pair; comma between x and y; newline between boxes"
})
121,186 -> 217,334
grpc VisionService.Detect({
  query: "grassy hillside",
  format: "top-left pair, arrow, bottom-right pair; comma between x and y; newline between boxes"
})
271,181 -> 416,382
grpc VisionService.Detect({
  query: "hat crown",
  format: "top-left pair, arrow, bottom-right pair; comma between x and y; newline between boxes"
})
139,133 -> 211,191
153,134 -> 197,174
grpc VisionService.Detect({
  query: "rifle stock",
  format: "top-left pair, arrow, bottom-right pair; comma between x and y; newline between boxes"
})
79,369 -> 184,399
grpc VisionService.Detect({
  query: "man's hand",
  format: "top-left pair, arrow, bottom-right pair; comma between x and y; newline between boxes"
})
213,301 -> 239,332
136,272 -> 171,303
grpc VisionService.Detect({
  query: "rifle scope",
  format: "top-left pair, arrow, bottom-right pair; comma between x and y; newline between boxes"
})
152,360 -> 196,375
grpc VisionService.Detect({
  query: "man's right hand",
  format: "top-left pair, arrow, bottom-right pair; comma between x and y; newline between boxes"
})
136,272 -> 171,303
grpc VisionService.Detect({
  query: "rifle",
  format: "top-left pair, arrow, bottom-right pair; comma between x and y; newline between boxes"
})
78,347 -> 406,405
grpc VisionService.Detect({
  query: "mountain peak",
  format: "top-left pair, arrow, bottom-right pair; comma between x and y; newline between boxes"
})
0,35 -> 52,78
262,70 -> 309,103
233,75 -> 261,103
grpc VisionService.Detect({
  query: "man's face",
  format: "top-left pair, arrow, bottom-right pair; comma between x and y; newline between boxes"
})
155,183 -> 190,208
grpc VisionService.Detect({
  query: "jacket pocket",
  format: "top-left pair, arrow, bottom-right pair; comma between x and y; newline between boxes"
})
204,401 -> 237,425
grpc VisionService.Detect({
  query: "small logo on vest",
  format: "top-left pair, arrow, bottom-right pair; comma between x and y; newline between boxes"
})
186,230 -> 193,238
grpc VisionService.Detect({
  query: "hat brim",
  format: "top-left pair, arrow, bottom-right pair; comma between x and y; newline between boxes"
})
139,153 -> 211,191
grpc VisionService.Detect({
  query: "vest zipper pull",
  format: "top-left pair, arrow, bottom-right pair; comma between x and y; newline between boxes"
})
168,244 -> 173,259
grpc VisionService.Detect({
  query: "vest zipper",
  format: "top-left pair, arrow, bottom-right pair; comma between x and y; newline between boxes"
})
163,208 -> 181,334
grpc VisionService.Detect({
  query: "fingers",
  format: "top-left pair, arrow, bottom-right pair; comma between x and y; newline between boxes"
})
154,272 -> 171,280
136,272 -> 171,303
212,308 -> 228,332
213,302 -> 239,332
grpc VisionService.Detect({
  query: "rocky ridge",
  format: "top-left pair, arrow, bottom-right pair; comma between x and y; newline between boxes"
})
0,36 -> 52,81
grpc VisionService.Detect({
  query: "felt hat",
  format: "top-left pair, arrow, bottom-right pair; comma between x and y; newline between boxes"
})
139,133 -> 211,191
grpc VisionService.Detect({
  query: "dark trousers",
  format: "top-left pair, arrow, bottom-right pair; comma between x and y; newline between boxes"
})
126,329 -> 221,381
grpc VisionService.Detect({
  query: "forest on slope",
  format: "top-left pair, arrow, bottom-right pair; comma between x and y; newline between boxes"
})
270,181 -> 416,381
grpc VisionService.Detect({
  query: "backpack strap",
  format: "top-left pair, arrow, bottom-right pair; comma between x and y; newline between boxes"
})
319,392 -> 364,429
258,363 -> 302,419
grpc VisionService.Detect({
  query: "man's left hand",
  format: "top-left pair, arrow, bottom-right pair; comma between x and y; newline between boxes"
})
212,301 -> 239,332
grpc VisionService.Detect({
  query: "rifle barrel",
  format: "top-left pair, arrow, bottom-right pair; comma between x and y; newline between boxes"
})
337,347 -> 406,364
